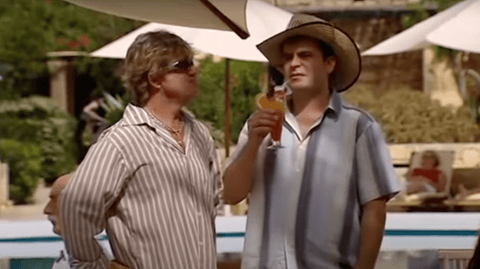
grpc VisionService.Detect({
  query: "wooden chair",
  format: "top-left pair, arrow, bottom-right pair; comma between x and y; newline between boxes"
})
443,168 -> 480,210
438,249 -> 474,269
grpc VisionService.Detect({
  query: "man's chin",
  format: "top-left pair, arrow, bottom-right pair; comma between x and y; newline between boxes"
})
53,227 -> 62,236
289,80 -> 309,89
289,84 -> 309,92
48,220 -> 60,234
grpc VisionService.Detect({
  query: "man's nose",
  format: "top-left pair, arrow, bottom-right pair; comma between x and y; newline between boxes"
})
43,201 -> 52,214
291,54 -> 301,67
188,65 -> 197,76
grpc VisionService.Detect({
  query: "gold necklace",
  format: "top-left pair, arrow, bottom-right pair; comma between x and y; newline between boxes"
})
145,108 -> 185,147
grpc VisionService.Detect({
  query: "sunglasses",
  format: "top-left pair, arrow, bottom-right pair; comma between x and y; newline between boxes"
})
168,58 -> 194,72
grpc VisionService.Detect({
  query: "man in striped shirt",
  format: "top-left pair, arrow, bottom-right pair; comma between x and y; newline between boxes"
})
60,30 -> 222,269
223,14 -> 400,268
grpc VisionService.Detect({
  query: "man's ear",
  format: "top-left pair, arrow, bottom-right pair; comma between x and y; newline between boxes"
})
325,56 -> 336,75
148,73 -> 162,90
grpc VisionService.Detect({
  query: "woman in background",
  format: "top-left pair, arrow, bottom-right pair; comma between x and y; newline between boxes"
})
407,150 -> 446,194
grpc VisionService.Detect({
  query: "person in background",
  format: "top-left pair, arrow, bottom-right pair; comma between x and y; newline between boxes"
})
45,173 -> 120,269
44,173 -> 73,269
454,183 -> 480,200
407,150 -> 446,194
60,30 -> 222,269
468,234 -> 480,269
223,14 -> 400,269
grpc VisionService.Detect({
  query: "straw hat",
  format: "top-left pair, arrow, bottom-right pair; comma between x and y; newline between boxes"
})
257,14 -> 361,92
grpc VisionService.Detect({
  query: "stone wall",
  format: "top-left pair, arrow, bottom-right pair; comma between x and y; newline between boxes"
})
310,12 -> 424,92
331,16 -> 423,92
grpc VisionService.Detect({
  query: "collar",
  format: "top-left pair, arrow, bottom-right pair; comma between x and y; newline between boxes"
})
284,91 -> 343,140
285,90 -> 341,116
329,90 -> 343,117
121,104 -> 195,129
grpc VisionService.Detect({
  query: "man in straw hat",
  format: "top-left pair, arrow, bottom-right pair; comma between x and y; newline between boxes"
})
223,14 -> 400,268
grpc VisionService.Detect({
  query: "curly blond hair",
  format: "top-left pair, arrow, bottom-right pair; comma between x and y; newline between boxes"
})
123,30 -> 193,107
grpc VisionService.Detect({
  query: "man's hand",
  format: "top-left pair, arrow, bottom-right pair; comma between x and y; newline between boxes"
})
247,108 -> 278,144
222,108 -> 279,204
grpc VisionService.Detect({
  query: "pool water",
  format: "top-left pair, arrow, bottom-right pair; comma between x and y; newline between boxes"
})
9,258 -> 55,269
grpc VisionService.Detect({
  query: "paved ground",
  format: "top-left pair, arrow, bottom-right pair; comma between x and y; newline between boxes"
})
0,182 -> 50,221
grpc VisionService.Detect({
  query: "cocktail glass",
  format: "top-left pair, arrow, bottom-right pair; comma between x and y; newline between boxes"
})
255,93 -> 285,149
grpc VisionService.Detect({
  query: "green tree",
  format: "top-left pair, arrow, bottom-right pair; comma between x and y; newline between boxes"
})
0,139 -> 42,204
0,96 -> 77,203
189,57 -> 266,144
425,0 -> 463,10
0,0 -> 143,99
402,0 -> 463,28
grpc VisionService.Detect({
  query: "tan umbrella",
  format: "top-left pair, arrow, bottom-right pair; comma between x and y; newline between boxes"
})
64,0 -> 250,39
90,0 -> 292,61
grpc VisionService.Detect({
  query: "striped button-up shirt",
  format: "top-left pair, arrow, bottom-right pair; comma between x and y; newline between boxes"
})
226,91 -> 400,268
60,104 -> 222,269
51,249 -> 70,269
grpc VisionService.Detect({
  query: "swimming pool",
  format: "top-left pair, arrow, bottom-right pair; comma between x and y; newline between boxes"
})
1,214 -> 479,267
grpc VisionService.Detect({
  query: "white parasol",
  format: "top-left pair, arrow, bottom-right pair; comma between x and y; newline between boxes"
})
363,0 -> 480,55
90,0 -> 293,62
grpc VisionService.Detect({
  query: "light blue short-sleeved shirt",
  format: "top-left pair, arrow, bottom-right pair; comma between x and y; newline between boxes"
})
225,91 -> 401,269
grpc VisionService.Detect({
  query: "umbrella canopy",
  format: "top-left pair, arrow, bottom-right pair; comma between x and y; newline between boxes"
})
363,0 -> 480,55
64,0 -> 250,39
426,0 -> 480,54
90,0 -> 292,62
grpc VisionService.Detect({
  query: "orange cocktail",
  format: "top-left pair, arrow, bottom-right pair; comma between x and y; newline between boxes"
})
255,93 -> 285,147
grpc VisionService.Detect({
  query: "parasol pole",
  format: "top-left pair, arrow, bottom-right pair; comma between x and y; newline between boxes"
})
198,0 -> 249,39
224,58 -> 231,158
